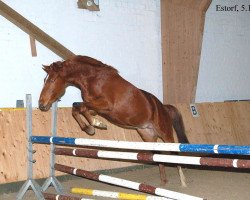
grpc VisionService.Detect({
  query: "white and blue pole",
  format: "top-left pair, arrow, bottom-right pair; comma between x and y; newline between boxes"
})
31,136 -> 250,155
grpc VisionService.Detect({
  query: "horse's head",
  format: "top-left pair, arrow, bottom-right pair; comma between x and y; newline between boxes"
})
39,61 -> 67,111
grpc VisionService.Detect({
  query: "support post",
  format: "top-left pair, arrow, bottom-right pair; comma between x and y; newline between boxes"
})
41,101 -> 63,193
16,94 -> 44,200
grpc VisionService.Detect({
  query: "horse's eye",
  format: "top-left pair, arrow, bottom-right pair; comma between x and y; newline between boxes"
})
49,79 -> 55,83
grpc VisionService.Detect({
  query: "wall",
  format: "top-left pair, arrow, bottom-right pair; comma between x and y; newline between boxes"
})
1,102 -> 249,184
1,0 -> 249,106
0,0 -> 162,107
196,0 -> 250,102
0,108 -> 143,184
161,0 -> 211,104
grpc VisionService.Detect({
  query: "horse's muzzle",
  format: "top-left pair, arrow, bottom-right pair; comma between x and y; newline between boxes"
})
39,103 -> 51,111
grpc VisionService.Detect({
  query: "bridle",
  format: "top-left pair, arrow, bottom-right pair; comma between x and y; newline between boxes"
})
43,74 -> 49,83
43,73 -> 58,85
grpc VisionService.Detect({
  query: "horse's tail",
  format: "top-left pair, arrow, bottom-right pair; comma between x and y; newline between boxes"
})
164,104 -> 189,143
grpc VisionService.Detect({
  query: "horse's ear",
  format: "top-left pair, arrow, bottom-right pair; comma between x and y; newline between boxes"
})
42,65 -> 50,73
51,61 -> 63,72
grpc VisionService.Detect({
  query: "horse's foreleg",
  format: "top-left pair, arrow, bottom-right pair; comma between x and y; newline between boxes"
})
91,117 -> 107,129
72,104 -> 95,135
84,97 -> 112,129
82,108 -> 107,129
72,102 -> 107,134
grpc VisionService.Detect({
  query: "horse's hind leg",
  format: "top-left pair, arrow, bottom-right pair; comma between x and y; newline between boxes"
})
136,128 -> 168,185
177,164 -> 187,187
157,123 -> 187,187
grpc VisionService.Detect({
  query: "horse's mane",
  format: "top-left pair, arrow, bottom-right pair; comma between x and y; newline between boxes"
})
70,55 -> 118,73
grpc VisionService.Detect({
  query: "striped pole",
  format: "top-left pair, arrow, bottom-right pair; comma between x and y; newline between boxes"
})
54,163 -> 205,200
54,148 -> 250,168
43,192 -> 94,200
31,136 -> 250,155
71,187 -> 171,200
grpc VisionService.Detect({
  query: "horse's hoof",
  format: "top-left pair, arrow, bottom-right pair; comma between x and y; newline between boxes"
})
181,182 -> 187,187
93,118 -> 107,129
85,126 -> 95,135
160,179 -> 168,186
98,123 -> 107,129
89,110 -> 97,116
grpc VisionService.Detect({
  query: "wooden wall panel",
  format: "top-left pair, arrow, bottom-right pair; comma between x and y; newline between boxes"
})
0,110 -> 25,183
0,102 -> 250,184
0,108 -> 142,184
174,102 -> 250,145
161,0 -> 212,104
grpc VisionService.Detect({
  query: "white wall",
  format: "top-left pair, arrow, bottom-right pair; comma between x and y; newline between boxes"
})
1,0 -> 249,107
0,0 -> 162,107
196,0 -> 250,102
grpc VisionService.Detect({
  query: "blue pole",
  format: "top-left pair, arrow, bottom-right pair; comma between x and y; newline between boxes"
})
31,136 -> 250,155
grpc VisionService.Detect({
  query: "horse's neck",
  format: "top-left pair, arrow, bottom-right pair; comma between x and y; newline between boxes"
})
64,66 -> 94,90
64,64 -> 117,92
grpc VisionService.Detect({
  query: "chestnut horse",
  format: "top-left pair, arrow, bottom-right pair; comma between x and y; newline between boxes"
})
39,55 -> 189,186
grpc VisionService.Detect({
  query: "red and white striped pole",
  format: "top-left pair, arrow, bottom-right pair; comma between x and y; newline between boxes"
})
54,148 -> 250,168
54,163 -> 205,200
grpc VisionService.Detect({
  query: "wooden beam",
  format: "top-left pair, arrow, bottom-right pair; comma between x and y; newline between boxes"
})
198,0 -> 213,12
161,0 -> 212,104
29,36 -> 37,57
0,1 -> 75,60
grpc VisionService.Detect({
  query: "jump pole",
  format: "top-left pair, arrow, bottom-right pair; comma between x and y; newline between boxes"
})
71,187 -> 172,200
54,163 -> 205,200
54,148 -> 250,168
31,136 -> 250,155
43,193 -> 94,200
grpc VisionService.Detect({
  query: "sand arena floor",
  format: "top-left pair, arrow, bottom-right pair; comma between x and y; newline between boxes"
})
1,165 -> 250,200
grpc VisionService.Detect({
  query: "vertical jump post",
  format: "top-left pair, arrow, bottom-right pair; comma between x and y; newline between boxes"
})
41,101 -> 63,193
17,94 -> 63,200
17,94 -> 43,200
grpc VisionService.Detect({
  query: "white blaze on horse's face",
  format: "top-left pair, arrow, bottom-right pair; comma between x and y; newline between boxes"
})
39,68 -> 66,111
